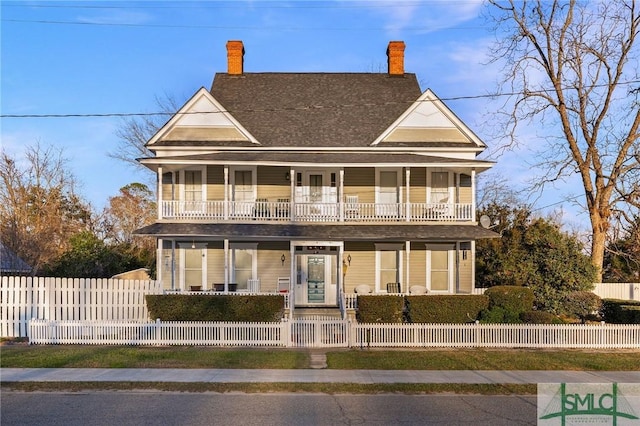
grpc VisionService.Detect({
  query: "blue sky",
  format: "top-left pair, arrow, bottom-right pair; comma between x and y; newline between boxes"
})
1,1 -> 586,229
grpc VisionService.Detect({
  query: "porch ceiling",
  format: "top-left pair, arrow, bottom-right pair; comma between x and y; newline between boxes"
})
134,223 -> 500,240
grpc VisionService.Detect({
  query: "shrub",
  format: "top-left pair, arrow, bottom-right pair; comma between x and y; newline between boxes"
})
561,291 -> 602,323
485,285 -> 534,312
356,295 -> 404,323
406,295 -> 489,323
145,294 -> 285,322
600,299 -> 640,324
520,310 -> 562,324
478,286 -> 534,323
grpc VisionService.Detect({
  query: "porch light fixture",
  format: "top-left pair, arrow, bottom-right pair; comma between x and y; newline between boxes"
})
191,241 -> 195,249
347,254 -> 352,266
281,254 -> 286,265
285,172 -> 290,181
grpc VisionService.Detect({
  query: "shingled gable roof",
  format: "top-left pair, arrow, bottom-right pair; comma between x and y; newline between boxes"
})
209,73 -> 422,147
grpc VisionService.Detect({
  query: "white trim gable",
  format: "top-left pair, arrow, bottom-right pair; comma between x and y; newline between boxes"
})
371,89 -> 486,148
147,87 -> 260,146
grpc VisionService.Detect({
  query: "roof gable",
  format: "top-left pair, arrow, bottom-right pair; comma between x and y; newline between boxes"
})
372,89 -> 486,147
147,87 -> 259,146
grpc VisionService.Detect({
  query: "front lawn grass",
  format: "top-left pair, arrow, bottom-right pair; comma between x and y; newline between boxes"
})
327,349 -> 640,371
1,346 -> 638,371
0,346 -> 307,369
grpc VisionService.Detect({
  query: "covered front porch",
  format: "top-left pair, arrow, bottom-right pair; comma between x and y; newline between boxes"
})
139,223 -> 499,317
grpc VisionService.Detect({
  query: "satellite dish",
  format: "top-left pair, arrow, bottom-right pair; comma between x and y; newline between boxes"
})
480,215 -> 492,229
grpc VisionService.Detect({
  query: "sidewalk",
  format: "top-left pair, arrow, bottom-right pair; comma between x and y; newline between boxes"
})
2,368 -> 639,384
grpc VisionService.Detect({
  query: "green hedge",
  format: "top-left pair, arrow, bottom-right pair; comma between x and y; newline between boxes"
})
600,299 -> 640,324
145,294 -> 285,322
356,295 -> 404,323
406,295 -> 489,323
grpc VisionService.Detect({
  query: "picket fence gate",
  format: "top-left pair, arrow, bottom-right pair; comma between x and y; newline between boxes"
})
0,276 -> 162,337
28,319 -> 640,349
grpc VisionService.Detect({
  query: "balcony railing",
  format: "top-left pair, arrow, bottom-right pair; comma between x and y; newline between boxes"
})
161,200 -> 473,223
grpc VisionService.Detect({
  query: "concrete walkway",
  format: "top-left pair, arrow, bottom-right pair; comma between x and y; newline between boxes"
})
2,368 -> 639,384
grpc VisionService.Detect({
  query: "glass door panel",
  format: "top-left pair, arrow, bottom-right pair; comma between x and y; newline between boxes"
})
307,256 -> 325,303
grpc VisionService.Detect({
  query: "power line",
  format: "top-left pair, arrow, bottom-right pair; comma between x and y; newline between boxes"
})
2,80 -> 639,119
2,1 -> 486,10
1,18 -> 483,31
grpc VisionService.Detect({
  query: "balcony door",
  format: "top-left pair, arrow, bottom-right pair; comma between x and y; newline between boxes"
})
376,169 -> 400,217
429,171 -> 452,204
231,169 -> 255,217
181,168 -> 205,213
295,171 -> 338,218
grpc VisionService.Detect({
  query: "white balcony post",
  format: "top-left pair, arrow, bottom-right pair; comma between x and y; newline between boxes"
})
471,169 -> 476,221
405,168 -> 411,222
224,166 -> 229,220
339,169 -> 345,222
157,166 -> 163,220
290,168 -> 295,220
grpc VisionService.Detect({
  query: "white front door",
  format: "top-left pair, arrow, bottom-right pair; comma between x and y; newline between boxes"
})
294,250 -> 338,306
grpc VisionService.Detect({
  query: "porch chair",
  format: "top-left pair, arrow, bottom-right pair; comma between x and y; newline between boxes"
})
344,195 -> 360,219
277,277 -> 290,293
386,282 -> 402,293
276,198 -> 290,219
409,285 -> 427,295
354,284 -> 372,294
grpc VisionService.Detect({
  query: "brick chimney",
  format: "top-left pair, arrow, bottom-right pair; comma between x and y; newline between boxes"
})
387,41 -> 405,76
226,40 -> 244,75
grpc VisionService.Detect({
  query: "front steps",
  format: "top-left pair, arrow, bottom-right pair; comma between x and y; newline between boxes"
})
292,307 -> 342,320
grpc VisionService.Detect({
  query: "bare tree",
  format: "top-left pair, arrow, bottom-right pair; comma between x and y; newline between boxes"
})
486,0 -> 640,281
0,143 -> 92,274
110,93 -> 179,174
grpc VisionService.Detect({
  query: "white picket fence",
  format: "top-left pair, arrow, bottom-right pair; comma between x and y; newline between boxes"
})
28,319 -> 640,349
0,276 -> 162,337
473,283 -> 639,300
593,283 -> 640,301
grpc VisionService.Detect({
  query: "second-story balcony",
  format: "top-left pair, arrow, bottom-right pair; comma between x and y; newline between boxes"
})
161,199 -> 473,223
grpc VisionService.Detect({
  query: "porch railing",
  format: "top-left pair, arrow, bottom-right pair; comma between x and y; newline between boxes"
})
161,200 -> 473,222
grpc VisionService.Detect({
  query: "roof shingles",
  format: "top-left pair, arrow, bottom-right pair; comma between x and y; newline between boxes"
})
210,73 -> 422,147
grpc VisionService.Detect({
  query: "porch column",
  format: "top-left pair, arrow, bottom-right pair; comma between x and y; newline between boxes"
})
157,166 -> 163,220
157,238 -> 163,288
224,238 -> 229,292
224,166 -> 229,220
471,169 -> 476,221
405,168 -> 411,222
290,168 -> 295,221
171,240 -> 176,290
405,241 -> 410,293
289,241 -> 295,318
339,169 -> 345,222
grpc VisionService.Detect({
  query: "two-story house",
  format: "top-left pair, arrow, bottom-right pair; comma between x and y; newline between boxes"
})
135,40 -> 497,314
